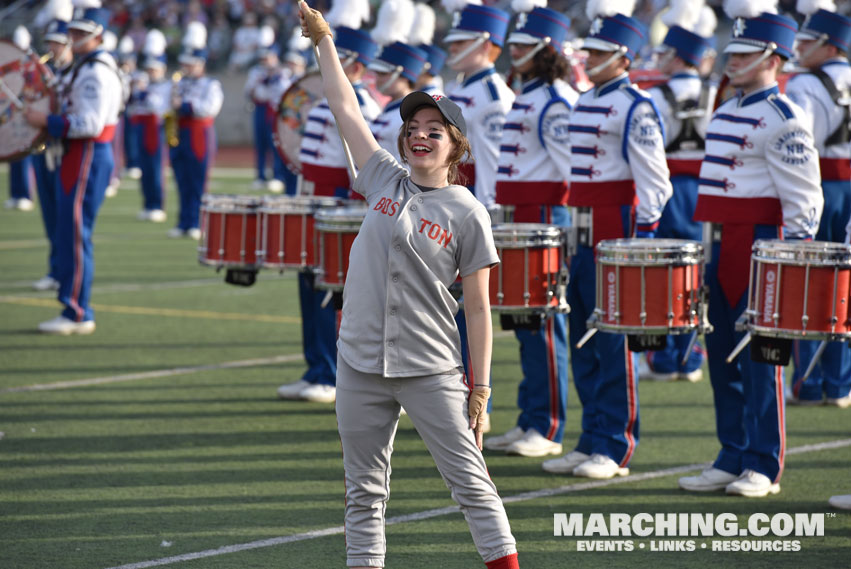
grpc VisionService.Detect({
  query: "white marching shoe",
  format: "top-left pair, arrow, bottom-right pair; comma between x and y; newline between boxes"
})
38,316 -> 96,335
4,197 -> 34,211
266,179 -> 285,194
505,429 -> 563,457
138,209 -> 167,222
105,179 -> 119,197
167,227 -> 185,238
126,167 -> 142,180
725,469 -> 780,497
679,467 -> 739,492
827,393 -> 851,408
483,427 -> 526,451
276,380 -> 311,400
679,368 -> 703,382
32,275 -> 60,291
186,228 -> 201,240
252,178 -> 267,191
829,494 -> 851,510
300,383 -> 336,403
542,451 -> 591,474
573,454 -> 629,479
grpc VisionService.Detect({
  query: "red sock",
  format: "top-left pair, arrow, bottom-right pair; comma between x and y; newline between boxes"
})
486,552 -> 519,569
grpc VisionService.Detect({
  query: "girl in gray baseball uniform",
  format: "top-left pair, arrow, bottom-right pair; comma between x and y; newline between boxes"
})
299,3 -> 518,568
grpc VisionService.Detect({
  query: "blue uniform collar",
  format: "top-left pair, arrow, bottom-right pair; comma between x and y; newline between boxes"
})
670,71 -> 700,80
521,78 -> 545,94
821,57 -> 850,69
384,98 -> 403,112
738,83 -> 779,107
462,66 -> 496,87
595,73 -> 630,97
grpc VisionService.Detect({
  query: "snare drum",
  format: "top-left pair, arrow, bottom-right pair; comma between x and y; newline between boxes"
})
594,239 -> 704,334
259,195 -> 339,270
314,205 -> 367,291
490,223 -> 568,313
745,240 -> 851,341
198,195 -> 263,269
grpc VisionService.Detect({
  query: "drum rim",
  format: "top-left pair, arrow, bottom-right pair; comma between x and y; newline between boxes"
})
753,238 -> 851,266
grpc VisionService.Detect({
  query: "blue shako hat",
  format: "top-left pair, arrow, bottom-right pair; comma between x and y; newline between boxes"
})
369,42 -> 428,83
45,19 -> 70,44
335,26 -> 378,65
179,47 -> 208,64
583,13 -> 648,62
723,12 -> 798,59
508,7 -> 571,53
797,9 -> 851,52
663,25 -> 712,67
69,7 -> 109,35
418,44 -> 447,75
443,4 -> 511,48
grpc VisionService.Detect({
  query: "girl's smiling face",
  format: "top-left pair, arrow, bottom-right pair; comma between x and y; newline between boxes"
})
403,107 -> 454,175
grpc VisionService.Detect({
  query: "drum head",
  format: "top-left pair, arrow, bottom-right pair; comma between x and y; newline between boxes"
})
202,194 -> 263,211
753,239 -> 851,266
315,205 -> 368,231
273,71 -> 324,174
492,223 -> 565,248
261,194 -> 341,213
0,40 -> 55,162
596,238 -> 703,265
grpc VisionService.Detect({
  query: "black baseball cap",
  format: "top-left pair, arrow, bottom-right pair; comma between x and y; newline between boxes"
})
399,91 -> 467,137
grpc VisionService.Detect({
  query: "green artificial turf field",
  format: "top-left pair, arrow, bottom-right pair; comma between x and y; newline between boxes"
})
1,164 -> 849,569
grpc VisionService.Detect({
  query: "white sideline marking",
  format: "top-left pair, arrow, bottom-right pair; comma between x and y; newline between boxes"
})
102,438 -> 851,569
0,354 -> 304,393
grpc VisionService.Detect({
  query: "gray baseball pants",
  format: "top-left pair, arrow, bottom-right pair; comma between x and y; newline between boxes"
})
335,355 -> 517,567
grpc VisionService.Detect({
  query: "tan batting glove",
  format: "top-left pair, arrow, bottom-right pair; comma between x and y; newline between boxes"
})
468,386 -> 491,450
299,1 -> 332,47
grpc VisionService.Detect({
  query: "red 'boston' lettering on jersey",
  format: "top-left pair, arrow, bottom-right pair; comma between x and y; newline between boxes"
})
417,218 -> 453,248
373,197 -> 400,217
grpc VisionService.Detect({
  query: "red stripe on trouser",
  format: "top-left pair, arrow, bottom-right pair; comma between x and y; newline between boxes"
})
70,142 -> 94,322
620,343 -> 637,467
775,365 -> 786,483
545,317 -> 559,440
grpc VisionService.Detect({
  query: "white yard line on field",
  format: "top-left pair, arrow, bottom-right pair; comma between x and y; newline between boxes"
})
0,354 -> 304,393
101,438 -> 851,569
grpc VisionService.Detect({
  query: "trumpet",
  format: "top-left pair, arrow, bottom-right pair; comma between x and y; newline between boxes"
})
164,71 -> 183,147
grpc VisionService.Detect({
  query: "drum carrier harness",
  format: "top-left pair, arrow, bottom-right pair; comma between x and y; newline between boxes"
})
655,80 -> 713,153
808,68 -> 851,146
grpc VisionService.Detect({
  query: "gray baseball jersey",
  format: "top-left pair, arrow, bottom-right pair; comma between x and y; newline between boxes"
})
337,149 -> 499,378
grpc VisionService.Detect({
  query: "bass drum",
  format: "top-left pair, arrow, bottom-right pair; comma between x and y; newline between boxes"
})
0,40 -> 55,162
272,70 -> 324,175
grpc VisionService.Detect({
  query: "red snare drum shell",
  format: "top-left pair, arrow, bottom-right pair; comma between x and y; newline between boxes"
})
314,206 -> 367,291
260,196 -> 340,270
595,238 -> 705,333
753,260 -> 851,336
199,196 -> 263,268
489,224 -> 566,312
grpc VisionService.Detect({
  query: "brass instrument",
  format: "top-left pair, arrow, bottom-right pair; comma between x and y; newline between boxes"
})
164,71 -> 182,147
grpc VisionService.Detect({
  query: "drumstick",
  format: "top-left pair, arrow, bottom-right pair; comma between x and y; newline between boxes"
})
799,340 -> 828,383
0,76 -> 24,110
725,331 -> 752,363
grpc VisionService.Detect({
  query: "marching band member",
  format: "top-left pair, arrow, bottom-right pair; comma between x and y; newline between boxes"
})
679,1 -> 823,497
100,30 -> 123,198
116,35 -> 141,183
168,22 -> 223,240
409,2 -> 447,96
543,0 -> 673,479
442,0 -> 512,422
369,0 -> 428,163
23,0 -> 123,335
785,0 -> 851,408
641,0 -> 717,383
483,1 -> 577,459
128,29 -> 171,223
245,25 -> 292,193
6,26 -> 35,212
442,0 -> 514,207
276,0 -> 381,404
31,3 -> 74,292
